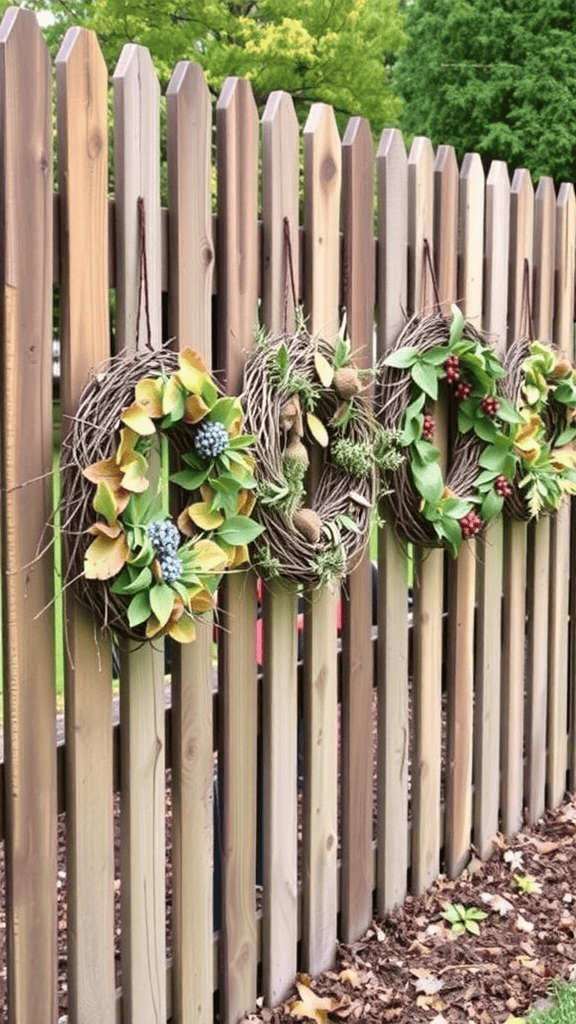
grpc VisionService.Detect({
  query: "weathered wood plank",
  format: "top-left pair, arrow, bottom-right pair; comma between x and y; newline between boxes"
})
166,59 -> 215,1024
408,136 -> 442,895
113,43 -> 166,1024
550,183 -> 575,803
340,115 -> 375,943
260,89 -> 299,1006
56,26 -> 116,1024
376,127 -> 409,915
501,167 -> 534,836
302,102 -> 341,974
445,150 -> 483,878
216,76 -> 259,1024
0,9 -> 56,1022
474,160 -> 509,856
524,176 -> 555,823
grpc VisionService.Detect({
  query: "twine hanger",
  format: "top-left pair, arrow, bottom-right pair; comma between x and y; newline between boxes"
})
519,256 -> 535,340
422,237 -> 442,315
282,215 -> 298,334
135,195 -> 154,352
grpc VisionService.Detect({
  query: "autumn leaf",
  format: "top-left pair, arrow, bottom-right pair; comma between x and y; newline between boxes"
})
187,502 -> 224,531
178,348 -> 209,393
167,611 -> 197,643
289,979 -> 345,1022
134,377 -> 163,417
339,968 -> 360,989
192,538 -> 229,573
315,350 -> 334,387
84,525 -> 129,580
121,401 -> 157,436
307,412 -> 329,447
183,392 -> 210,424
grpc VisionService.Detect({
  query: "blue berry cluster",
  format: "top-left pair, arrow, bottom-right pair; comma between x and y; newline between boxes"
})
194,420 -> 228,459
147,520 -> 182,583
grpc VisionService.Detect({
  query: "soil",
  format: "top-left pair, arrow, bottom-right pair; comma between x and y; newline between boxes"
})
244,796 -> 576,1024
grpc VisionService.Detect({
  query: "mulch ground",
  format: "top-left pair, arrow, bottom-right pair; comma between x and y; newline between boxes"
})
244,796 -> 576,1024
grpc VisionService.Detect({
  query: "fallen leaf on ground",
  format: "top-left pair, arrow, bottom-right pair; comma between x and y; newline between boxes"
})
414,976 -> 443,995
339,969 -> 360,988
481,891 -> 514,916
515,914 -> 534,933
289,980 -> 346,1022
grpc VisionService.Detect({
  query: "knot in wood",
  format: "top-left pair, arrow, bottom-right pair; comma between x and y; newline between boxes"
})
88,129 -> 104,159
321,154 -> 337,186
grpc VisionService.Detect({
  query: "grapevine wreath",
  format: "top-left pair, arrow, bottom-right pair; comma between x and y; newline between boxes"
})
498,337 -> 576,520
60,345 -> 262,643
241,317 -> 403,588
377,306 -> 525,555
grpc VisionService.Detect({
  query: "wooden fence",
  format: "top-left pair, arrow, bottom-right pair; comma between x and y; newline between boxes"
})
0,7 -> 575,1023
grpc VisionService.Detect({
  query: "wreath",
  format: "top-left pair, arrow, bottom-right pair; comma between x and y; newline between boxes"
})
241,318 -> 403,588
378,306 -> 521,555
498,338 -> 576,520
60,345 -> 262,643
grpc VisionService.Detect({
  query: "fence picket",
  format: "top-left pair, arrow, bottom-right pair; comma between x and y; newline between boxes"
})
216,76 -> 259,1024
113,43 -> 166,1023
524,177 -> 555,823
166,59 -> 215,1024
474,160 -> 509,855
302,102 -> 341,974
445,151 -> 484,877
408,137 -> 442,895
376,128 -> 409,915
260,89 -> 300,1006
501,168 -> 534,835
340,115 -> 375,943
0,9 -> 56,1022
550,184 -> 575,802
56,26 -> 116,1023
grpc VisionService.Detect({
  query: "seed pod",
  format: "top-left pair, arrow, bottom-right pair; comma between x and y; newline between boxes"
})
550,359 -> 573,379
151,558 -> 164,582
279,396 -> 298,433
333,366 -> 361,400
285,437 -> 309,467
292,508 -> 322,544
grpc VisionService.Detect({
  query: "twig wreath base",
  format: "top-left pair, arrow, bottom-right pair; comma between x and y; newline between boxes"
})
500,337 -> 576,521
242,320 -> 396,589
61,345 -> 261,642
378,307 -> 518,555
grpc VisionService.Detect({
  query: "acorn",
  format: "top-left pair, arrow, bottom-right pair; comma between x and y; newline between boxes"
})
292,508 -> 322,544
333,366 -> 362,400
284,437 -> 309,467
550,359 -> 573,380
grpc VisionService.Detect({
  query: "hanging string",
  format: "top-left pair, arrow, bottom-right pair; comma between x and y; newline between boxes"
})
135,195 -> 153,351
422,237 -> 442,314
283,215 -> 298,334
519,256 -> 535,340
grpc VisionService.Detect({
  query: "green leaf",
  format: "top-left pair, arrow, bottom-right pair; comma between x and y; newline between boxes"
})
449,304 -> 464,345
127,589 -> 151,628
150,582 -> 175,629
410,457 -> 443,505
336,513 -> 361,534
228,434 -> 257,449
182,450 -> 207,470
208,475 -> 243,517
480,488 -> 504,520
438,514 -> 462,552
128,534 -> 155,568
411,360 -> 439,400
554,426 -> 576,447
465,920 -> 480,936
496,398 -> 524,423
441,497 -> 472,518
216,515 -> 265,547
275,342 -> 289,379
93,482 -> 118,526
383,346 -> 419,369
479,445 -> 515,474
110,565 -> 152,595
457,407 -> 475,434
475,468 -> 500,488
170,466 -> 210,490
421,345 -> 448,366
201,377 -> 219,407
208,397 -> 240,427
473,417 -> 498,443
413,439 -> 441,464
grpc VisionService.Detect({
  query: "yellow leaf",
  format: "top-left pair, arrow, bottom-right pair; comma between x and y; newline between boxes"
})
228,415 -> 243,438
162,375 -> 183,416
178,348 -> 209,393
339,968 -> 360,988
177,506 -> 195,537
84,530 -> 129,580
551,444 -> 576,471
121,402 -> 156,436
314,350 -> 334,387
188,502 -> 224,531
83,456 -> 124,488
229,544 -> 249,568
188,587 -> 214,613
236,489 -> 256,516
307,412 -> 329,447
167,612 -> 197,644
134,377 -> 163,417
93,481 -> 120,526
183,392 -> 210,424
86,521 -> 123,539
289,980 -> 344,1022
192,538 -> 228,573
121,451 -> 149,493
116,427 -> 139,469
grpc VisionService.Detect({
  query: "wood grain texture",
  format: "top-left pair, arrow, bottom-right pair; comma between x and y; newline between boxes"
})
0,9 -> 56,1022
474,160 -> 509,856
524,176 -> 555,823
408,136 -> 443,895
501,167 -> 534,836
56,26 -> 115,1024
166,60 -> 215,1024
550,183 -> 575,804
376,128 -> 409,915
302,102 -> 341,975
260,89 -> 299,1005
113,43 -> 166,1024
216,76 -> 259,1024
445,151 -> 484,878
340,116 -> 375,943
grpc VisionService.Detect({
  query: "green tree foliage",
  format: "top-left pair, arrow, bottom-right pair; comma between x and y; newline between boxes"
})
22,0 -> 405,132
394,0 -> 576,182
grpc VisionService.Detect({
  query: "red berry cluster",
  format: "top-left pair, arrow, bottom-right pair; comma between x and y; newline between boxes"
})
460,510 -> 483,539
455,381 -> 472,400
495,474 -> 512,497
444,354 -> 460,383
422,413 -> 435,441
481,396 -> 500,417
